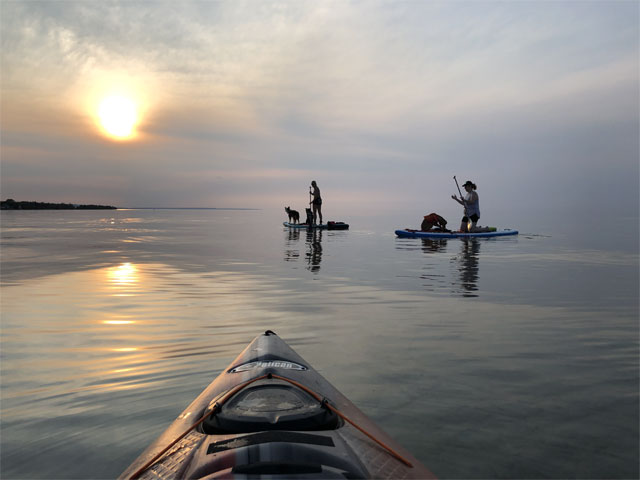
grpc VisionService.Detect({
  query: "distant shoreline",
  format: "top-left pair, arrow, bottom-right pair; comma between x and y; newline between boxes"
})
1,199 -> 117,210
1,200 -> 260,211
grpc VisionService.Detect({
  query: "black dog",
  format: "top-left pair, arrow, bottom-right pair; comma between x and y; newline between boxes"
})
305,208 -> 313,225
285,206 -> 300,224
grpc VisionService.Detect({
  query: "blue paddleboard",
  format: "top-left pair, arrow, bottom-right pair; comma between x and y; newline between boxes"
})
395,228 -> 518,239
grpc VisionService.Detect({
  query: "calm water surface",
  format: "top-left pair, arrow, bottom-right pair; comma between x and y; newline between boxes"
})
1,209 -> 638,479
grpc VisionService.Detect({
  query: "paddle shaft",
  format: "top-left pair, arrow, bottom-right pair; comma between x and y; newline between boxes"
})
453,176 -> 467,215
309,187 -> 312,225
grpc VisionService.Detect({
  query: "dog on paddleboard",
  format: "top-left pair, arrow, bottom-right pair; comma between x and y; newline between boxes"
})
305,208 -> 313,225
421,213 -> 449,232
285,206 -> 300,224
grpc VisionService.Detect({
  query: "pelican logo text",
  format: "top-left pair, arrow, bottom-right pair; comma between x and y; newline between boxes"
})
229,361 -> 308,373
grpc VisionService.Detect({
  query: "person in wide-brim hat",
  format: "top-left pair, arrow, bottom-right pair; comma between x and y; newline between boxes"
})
451,180 -> 480,232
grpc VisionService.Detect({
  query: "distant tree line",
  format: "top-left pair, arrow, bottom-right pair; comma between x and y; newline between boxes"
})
1,199 -> 117,210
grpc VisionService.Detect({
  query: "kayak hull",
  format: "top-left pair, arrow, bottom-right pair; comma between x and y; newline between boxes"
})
395,228 -> 518,238
120,331 -> 434,479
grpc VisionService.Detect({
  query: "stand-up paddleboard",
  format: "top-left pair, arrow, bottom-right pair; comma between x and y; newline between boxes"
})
284,221 -> 349,230
120,331 -> 435,479
284,222 -> 326,229
396,228 -> 518,239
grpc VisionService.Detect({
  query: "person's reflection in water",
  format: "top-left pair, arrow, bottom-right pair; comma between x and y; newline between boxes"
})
456,238 -> 481,297
421,238 -> 447,253
284,228 -> 300,262
305,228 -> 323,273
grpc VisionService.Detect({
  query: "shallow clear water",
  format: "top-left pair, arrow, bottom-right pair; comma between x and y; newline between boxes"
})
1,209 -> 638,479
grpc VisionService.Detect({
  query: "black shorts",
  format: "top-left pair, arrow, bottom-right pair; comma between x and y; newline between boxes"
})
462,214 -> 479,223
313,198 -> 322,206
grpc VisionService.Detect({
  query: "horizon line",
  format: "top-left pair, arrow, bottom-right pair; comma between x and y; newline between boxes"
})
121,207 -> 260,210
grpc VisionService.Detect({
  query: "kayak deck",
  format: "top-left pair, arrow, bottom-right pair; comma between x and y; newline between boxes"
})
395,228 -> 518,238
120,331 -> 434,479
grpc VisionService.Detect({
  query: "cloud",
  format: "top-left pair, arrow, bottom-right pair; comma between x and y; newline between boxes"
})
1,1 -> 638,216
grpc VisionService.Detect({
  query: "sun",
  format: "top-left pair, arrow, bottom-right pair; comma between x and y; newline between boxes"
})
97,95 -> 139,140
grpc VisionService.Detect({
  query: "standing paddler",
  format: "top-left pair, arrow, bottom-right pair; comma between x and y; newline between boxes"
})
309,180 -> 323,225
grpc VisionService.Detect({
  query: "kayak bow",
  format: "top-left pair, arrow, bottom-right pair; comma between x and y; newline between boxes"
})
120,331 -> 435,479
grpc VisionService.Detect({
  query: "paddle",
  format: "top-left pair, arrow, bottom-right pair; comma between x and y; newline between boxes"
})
309,185 -> 313,225
453,176 -> 467,214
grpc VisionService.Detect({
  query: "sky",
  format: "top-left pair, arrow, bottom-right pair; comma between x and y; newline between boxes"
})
1,1 -> 638,223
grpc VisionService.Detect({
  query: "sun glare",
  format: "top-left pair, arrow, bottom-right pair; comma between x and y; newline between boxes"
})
107,262 -> 139,286
98,95 -> 138,140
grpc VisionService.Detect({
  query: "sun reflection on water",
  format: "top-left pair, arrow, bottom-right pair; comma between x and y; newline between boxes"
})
112,347 -> 138,352
1,261 -> 293,417
107,262 -> 138,286
105,262 -> 142,297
